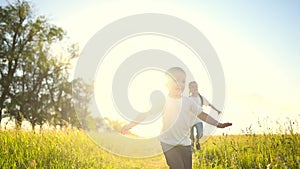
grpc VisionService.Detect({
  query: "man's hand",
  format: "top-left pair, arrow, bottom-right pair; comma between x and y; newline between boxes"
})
217,122 -> 232,128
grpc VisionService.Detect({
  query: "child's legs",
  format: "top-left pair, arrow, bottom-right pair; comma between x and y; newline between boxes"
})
195,122 -> 203,140
178,145 -> 192,169
161,142 -> 192,169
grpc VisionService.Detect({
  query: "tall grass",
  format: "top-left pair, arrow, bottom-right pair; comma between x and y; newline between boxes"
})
0,129 -> 299,168
0,130 -> 167,169
194,133 -> 299,169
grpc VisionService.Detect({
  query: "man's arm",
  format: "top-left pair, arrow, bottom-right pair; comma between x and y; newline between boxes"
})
197,112 -> 232,128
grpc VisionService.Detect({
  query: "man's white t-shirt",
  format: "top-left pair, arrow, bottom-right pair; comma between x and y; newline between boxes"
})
158,96 -> 203,146
190,95 -> 210,125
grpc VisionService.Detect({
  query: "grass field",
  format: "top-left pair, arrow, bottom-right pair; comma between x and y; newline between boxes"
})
0,129 -> 299,169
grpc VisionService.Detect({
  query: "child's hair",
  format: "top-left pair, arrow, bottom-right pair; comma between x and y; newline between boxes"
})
165,67 -> 186,80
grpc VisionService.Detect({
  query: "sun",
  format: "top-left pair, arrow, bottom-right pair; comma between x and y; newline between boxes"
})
128,69 -> 168,112
126,69 -> 168,138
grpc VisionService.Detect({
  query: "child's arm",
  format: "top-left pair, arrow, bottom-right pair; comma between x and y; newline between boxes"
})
197,112 -> 232,128
120,113 -> 148,134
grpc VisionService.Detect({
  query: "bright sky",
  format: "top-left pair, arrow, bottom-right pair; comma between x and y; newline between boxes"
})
1,0 -> 300,136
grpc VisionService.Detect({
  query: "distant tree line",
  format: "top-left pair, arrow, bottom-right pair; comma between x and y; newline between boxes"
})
0,0 -> 105,131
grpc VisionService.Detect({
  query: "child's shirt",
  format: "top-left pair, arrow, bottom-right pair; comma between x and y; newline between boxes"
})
158,96 -> 203,146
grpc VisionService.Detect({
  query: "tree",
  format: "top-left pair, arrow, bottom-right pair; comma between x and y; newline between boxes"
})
71,78 -> 97,130
0,1 -> 96,130
0,0 -> 65,127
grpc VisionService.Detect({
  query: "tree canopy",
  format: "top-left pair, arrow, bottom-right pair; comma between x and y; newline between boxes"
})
0,0 -> 103,130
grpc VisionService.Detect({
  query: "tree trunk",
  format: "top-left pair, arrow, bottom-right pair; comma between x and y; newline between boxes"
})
0,108 -> 2,130
15,111 -> 23,130
31,121 -> 35,132
0,108 -> 2,124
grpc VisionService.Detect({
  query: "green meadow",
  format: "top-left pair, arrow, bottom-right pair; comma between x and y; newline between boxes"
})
0,129 -> 299,169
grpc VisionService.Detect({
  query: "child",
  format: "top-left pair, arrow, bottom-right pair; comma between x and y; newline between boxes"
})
189,81 -> 222,151
121,67 -> 232,169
